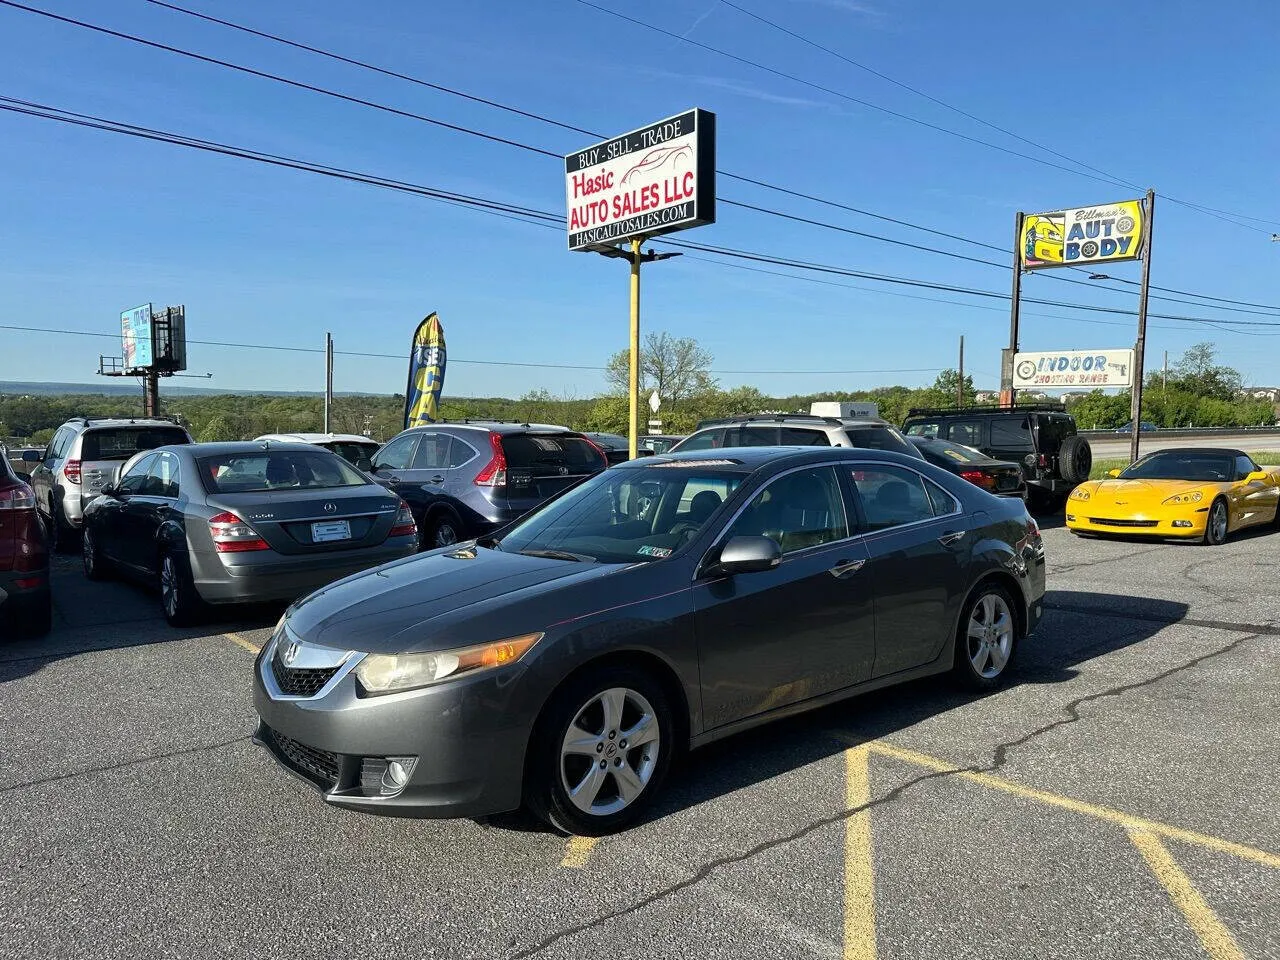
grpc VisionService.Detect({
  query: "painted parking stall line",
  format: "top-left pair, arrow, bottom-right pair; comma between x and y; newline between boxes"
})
843,745 -> 877,960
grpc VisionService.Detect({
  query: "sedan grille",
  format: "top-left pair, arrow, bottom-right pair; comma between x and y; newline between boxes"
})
271,657 -> 340,697
1088,517 -> 1159,528
272,729 -> 338,786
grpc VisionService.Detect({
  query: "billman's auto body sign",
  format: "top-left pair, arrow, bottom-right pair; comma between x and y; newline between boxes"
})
565,109 -> 716,251
1020,198 -> 1145,271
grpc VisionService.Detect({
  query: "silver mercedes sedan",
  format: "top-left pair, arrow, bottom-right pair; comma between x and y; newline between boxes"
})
81,441 -> 418,625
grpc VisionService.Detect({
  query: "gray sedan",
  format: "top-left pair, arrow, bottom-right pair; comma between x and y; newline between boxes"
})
82,441 -> 418,625
253,446 -> 1045,834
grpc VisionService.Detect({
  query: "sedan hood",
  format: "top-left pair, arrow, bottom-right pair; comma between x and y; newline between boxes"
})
285,545 -> 624,654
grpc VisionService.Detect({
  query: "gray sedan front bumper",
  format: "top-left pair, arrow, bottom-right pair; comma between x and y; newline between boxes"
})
251,633 -> 533,819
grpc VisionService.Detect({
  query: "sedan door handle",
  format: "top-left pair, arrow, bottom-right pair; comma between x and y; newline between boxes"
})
829,558 -> 866,578
938,530 -> 966,546
428,475 -> 446,484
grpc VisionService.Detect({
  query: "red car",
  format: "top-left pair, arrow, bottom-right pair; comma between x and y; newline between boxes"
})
1,448 -> 51,636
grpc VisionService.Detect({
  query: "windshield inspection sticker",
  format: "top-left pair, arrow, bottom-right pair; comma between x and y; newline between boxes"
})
637,545 -> 672,558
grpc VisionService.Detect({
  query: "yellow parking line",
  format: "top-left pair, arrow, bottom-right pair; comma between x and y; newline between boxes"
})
224,631 -> 261,655
560,835 -> 598,869
843,745 -> 877,960
869,742 -> 1280,871
1128,828 -> 1246,960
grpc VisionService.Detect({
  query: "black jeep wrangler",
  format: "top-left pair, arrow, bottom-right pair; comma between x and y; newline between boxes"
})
902,403 -> 1092,508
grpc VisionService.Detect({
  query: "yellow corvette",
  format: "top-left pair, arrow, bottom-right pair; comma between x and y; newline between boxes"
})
1066,447 -> 1280,545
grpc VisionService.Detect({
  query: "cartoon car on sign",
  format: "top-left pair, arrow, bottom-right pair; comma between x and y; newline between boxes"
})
1023,215 -> 1065,265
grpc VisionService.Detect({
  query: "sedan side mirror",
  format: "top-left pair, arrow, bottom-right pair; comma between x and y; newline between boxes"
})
1107,469 -> 1122,478
100,485 -> 121,499
715,536 -> 782,576
1246,469 -> 1269,482
356,457 -> 374,472
20,449 -> 40,463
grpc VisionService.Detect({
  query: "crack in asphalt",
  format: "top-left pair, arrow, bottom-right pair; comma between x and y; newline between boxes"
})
1047,544 -> 1168,576
508,629 -> 1262,959
0,735 -> 253,795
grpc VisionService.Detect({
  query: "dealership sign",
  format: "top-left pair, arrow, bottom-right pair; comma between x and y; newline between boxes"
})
1020,199 -> 1144,271
565,109 -> 715,252
1013,349 -> 1135,388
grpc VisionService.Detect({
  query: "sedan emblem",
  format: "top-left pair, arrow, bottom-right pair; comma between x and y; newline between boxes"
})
558,466 -> 568,476
324,502 -> 338,513
281,638 -> 300,665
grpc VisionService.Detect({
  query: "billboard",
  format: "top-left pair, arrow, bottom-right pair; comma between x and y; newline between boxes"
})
121,304 -> 153,371
404,313 -> 446,429
565,108 -> 715,251
1020,199 -> 1144,270
1013,349 -> 1135,388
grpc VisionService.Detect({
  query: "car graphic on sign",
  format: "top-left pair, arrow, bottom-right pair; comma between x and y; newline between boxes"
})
1023,214 -> 1065,265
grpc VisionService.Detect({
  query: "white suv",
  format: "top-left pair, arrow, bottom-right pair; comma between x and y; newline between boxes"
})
671,414 -> 925,459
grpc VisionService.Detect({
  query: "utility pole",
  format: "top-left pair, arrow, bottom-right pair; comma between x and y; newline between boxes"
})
957,335 -> 965,408
1128,189 -> 1157,463
1003,211 -> 1025,407
323,332 -> 334,434
143,370 -> 160,417
1163,350 -> 1168,396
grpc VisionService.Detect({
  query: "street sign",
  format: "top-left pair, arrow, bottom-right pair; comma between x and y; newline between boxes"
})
565,109 -> 716,252
648,390 -> 661,413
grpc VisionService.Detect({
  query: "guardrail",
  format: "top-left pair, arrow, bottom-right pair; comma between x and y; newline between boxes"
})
1078,426 -> 1280,439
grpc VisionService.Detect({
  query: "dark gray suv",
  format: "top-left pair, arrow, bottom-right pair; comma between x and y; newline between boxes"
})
369,422 -> 608,549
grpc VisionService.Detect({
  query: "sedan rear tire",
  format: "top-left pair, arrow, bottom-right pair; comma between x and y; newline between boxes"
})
160,551 -> 206,627
527,665 -> 675,836
953,584 -> 1018,691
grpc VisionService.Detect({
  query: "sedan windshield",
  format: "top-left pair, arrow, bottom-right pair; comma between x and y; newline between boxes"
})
199,451 -> 370,493
497,466 -> 744,563
1119,452 -> 1235,482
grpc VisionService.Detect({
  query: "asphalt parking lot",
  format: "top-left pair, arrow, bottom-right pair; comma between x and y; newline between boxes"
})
2,524 -> 1277,960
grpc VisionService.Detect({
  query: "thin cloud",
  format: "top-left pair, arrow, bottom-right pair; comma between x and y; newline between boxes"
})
682,2 -> 720,38
797,0 -> 884,17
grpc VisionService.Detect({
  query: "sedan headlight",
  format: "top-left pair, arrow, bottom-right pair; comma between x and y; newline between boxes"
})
1162,491 -> 1203,505
1069,487 -> 1091,501
355,633 -> 543,695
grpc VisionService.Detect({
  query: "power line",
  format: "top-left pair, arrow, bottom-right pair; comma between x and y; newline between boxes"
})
10,0 -> 1278,316
712,0 -> 1279,235
7,96 -> 1280,340
0,324 -> 949,376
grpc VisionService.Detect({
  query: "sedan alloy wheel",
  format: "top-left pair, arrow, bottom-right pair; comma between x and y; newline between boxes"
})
560,686 -> 661,818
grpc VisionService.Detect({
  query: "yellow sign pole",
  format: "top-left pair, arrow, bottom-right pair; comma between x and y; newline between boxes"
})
628,236 -> 641,460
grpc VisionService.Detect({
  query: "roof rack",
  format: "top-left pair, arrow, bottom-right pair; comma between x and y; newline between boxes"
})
905,402 -> 1067,418
695,413 -> 847,429
70,414 -> 183,425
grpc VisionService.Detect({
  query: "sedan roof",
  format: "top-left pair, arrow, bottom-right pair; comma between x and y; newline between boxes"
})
170,441 -> 339,456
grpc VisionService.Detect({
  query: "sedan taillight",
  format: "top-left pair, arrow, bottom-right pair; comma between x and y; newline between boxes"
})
0,483 -> 36,511
208,511 -> 271,553
959,469 -> 997,491
389,502 -> 417,539
63,459 -> 82,484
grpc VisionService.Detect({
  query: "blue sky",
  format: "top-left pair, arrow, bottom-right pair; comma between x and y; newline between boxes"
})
1,0 -> 1278,398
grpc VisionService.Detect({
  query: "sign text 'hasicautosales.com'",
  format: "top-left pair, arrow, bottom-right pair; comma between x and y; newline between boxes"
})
565,109 -> 715,251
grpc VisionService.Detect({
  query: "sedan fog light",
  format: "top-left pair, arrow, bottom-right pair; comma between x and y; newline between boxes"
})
386,758 -> 415,786
1065,514 -> 1075,522
1171,519 -> 1193,528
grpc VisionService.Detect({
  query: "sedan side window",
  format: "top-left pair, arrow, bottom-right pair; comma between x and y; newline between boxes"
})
725,466 -> 848,554
118,453 -> 158,495
146,452 -> 180,498
1237,455 -> 1259,480
373,433 -> 418,471
851,465 -> 939,531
